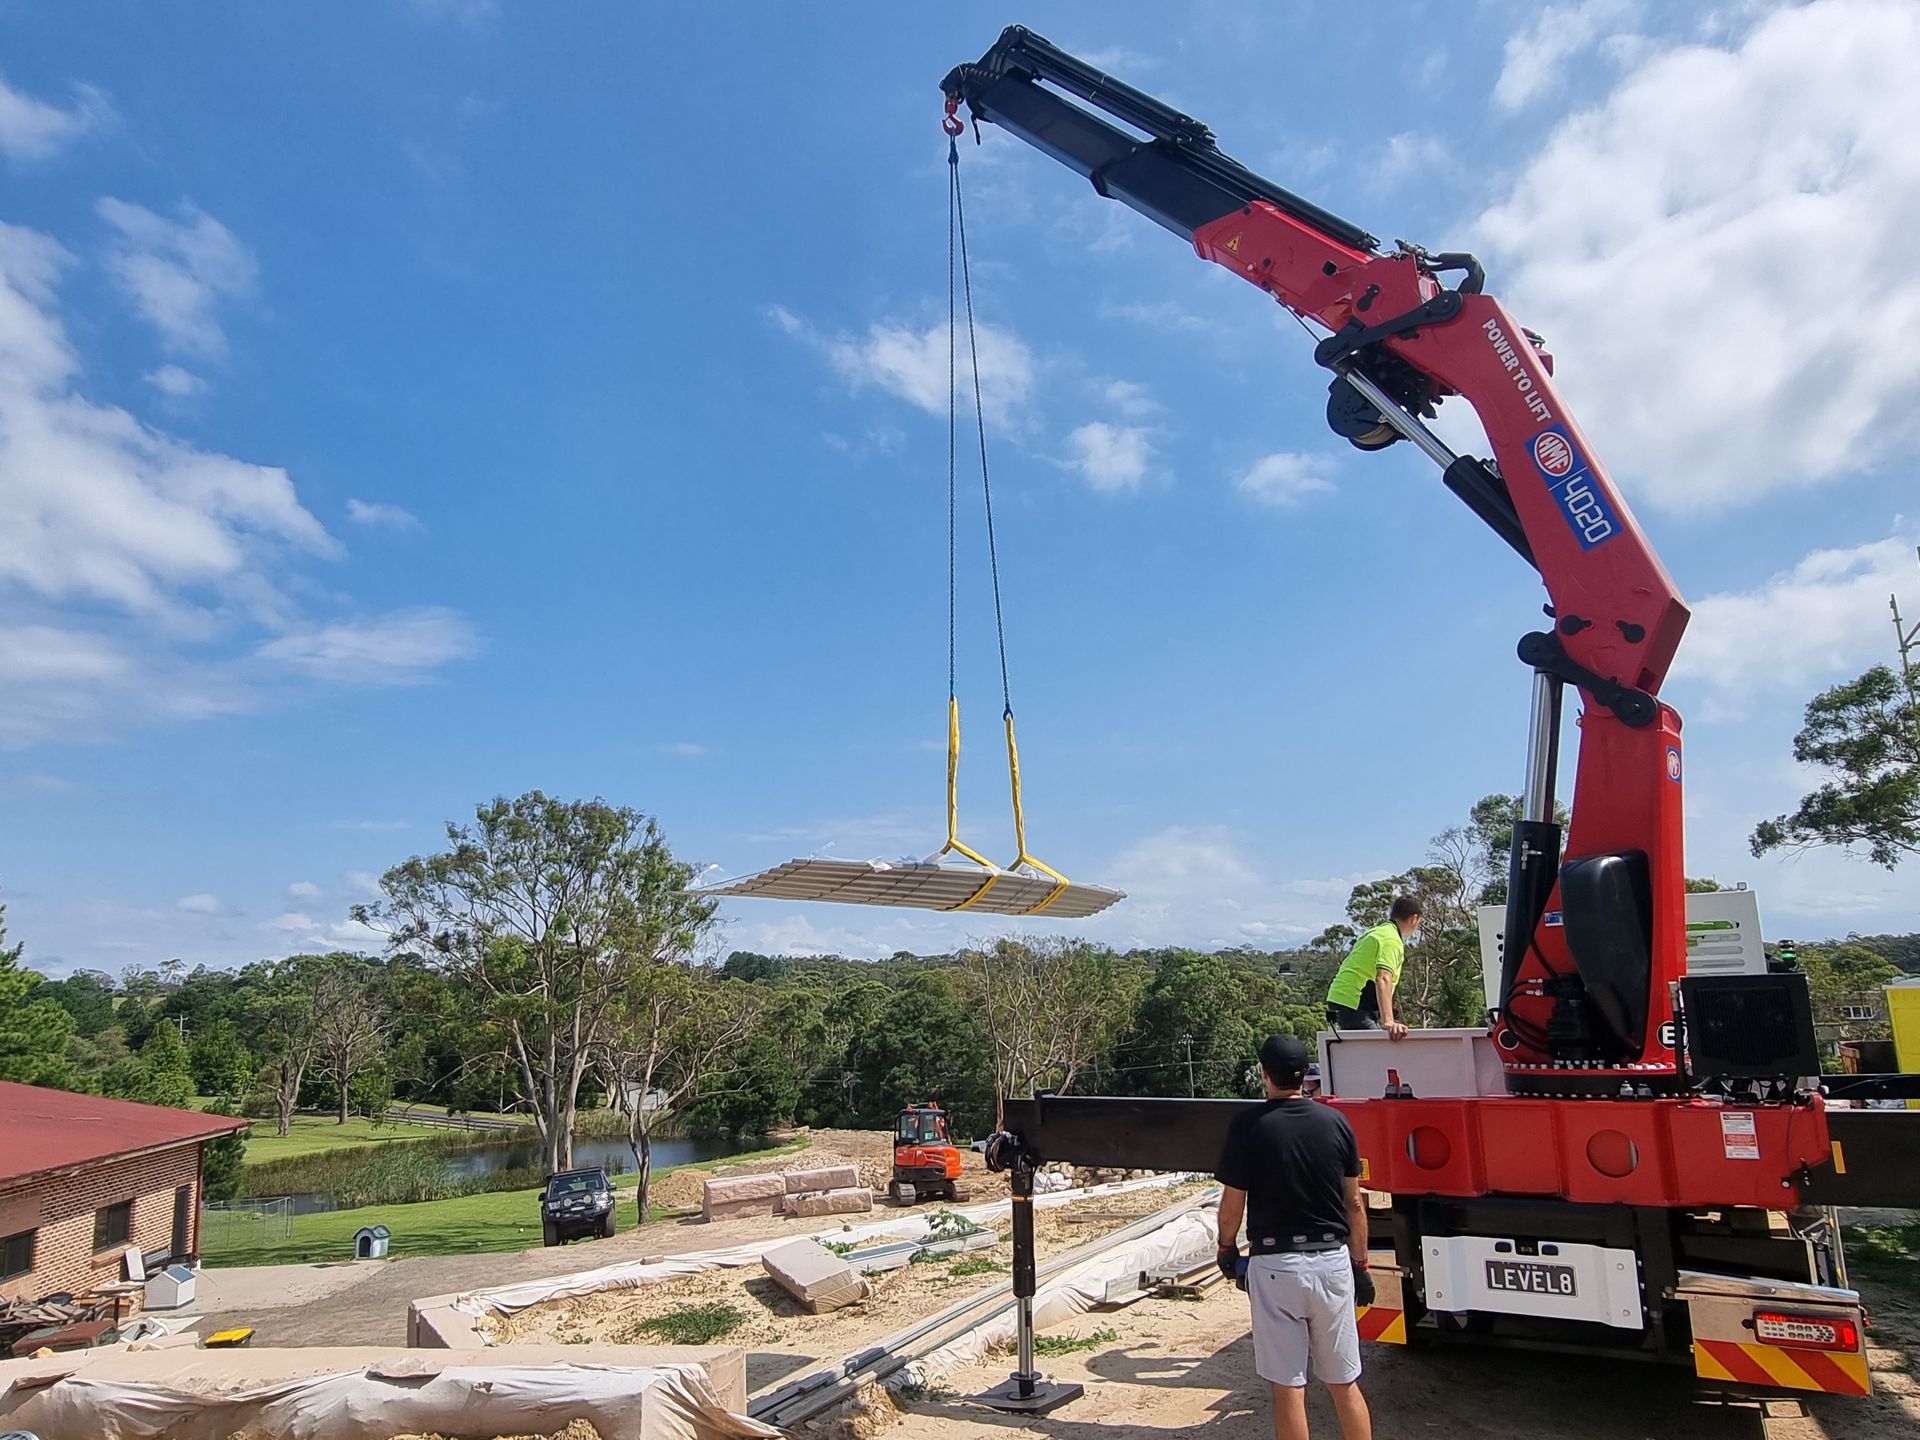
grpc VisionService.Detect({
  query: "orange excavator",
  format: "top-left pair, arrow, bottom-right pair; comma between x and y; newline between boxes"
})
889,1102 -> 963,1204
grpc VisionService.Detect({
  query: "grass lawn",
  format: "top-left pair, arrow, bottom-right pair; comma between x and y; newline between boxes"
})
239,1113 -> 456,1166
201,1140 -> 808,1268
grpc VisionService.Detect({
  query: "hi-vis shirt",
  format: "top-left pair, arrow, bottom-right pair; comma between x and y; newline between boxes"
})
1326,921 -> 1405,1008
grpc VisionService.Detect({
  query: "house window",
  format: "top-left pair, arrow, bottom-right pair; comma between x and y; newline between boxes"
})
1840,1004 -> 1877,1021
93,1200 -> 132,1252
0,1229 -> 33,1280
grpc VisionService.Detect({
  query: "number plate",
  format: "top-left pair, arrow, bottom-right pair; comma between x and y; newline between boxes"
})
1483,1259 -> 1578,1297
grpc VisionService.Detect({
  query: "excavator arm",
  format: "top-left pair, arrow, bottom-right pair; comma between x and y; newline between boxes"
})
944,27 -> 1694,1082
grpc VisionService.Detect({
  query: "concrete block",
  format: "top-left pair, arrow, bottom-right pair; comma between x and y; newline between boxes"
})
782,1187 -> 874,1218
763,1240 -> 870,1314
781,1164 -> 862,1194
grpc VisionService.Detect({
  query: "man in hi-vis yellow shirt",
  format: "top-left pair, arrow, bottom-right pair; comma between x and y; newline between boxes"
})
1324,896 -> 1421,1039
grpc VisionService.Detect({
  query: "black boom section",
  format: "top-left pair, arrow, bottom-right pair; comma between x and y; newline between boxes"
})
1800,1108 -> 1920,1207
1002,1094 -> 1259,1173
942,26 -> 1377,252
1558,850 -> 1653,1056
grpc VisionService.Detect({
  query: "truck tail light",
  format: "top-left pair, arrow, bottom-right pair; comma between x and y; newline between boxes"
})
1752,1310 -> 1859,1352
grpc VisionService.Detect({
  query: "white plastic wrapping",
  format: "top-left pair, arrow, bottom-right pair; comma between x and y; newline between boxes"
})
896,1207 -> 1221,1388
0,1355 -> 780,1440
448,1173 -> 1192,1325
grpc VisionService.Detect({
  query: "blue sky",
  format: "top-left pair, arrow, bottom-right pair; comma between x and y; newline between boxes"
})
1,0 -> 1915,976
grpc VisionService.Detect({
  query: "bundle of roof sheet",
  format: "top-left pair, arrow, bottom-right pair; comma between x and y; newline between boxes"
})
692,855 -> 1123,918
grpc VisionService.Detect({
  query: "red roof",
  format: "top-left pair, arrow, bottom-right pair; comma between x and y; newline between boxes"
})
0,1082 -> 250,1188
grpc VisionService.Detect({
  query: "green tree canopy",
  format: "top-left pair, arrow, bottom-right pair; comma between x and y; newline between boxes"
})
0,901 -> 77,1089
1753,663 -> 1919,868
359,791 -> 716,1173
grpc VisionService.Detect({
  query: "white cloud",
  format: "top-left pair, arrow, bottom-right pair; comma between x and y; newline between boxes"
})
322,916 -> 387,949
775,307 -> 1036,430
143,364 -> 203,397
175,893 -> 221,915
1064,422 -> 1153,494
1678,530 -> 1917,707
346,498 -> 422,532
1101,300 -> 1208,333
0,218 -> 464,745
1,222 -> 334,623
97,199 -> 257,357
740,810 -> 936,853
0,74 -> 109,160
286,880 -> 322,901
660,741 -> 709,757
1236,452 -> 1335,508
1098,379 -> 1161,418
1476,0 -> 1920,513
1495,0 -> 1643,110
258,607 -> 479,684
346,870 -> 383,896
1376,131 -> 1452,184
0,625 -> 128,683
266,911 -> 313,932
1073,826 -> 1362,949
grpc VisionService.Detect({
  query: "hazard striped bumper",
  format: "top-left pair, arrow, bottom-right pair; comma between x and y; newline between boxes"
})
1679,1271 -> 1870,1399
1357,1304 -> 1406,1345
1694,1337 -> 1869,1396
1355,1261 -> 1406,1345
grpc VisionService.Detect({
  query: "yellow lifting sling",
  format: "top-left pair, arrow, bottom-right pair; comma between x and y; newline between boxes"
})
694,135 -> 1122,920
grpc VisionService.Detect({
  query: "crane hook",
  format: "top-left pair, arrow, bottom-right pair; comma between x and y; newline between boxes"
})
942,96 -> 965,137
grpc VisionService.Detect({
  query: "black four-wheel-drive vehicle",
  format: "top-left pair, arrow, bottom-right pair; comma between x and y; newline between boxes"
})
540,1167 -> 617,1246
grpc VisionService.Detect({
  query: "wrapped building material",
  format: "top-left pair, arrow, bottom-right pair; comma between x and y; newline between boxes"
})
762,1240 -> 871,1314
701,1173 -> 787,1222
780,1188 -> 874,1218
0,1345 -> 775,1440
781,1164 -> 862,1194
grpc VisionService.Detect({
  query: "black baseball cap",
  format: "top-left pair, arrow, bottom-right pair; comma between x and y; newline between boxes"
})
1259,1034 -> 1311,1085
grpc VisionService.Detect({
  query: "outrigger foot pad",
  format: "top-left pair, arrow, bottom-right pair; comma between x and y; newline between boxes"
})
975,1374 -> 1084,1415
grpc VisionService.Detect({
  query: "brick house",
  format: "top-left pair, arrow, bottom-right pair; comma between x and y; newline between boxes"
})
0,1082 -> 248,1306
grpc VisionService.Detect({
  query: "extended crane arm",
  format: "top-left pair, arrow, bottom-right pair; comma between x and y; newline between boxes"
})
944,27 -> 1696,1082
943,26 -> 1687,703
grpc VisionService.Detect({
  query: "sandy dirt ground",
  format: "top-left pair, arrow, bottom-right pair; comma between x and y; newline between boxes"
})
808,1268 -> 1919,1440
190,1129 -> 1019,1347
489,1183 -> 1209,1393
860,1283 -> 1765,1439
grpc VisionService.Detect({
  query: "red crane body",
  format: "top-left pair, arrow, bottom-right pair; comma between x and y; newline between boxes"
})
936,27 -> 1898,1401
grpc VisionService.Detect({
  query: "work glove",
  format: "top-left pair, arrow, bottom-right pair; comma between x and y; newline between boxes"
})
1217,1247 -> 1243,1287
1352,1259 -> 1376,1308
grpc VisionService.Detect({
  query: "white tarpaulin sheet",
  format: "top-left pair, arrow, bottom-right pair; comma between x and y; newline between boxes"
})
898,1206 -> 1222,1389
0,1356 -> 779,1440
451,1174 -> 1192,1323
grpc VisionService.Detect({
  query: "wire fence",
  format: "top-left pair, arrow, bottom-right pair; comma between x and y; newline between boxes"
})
200,1196 -> 293,1249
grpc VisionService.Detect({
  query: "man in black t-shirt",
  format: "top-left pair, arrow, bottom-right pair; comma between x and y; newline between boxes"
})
1216,1034 -> 1374,1440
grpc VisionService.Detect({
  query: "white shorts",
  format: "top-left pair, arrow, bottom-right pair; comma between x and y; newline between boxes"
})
1247,1250 -> 1363,1387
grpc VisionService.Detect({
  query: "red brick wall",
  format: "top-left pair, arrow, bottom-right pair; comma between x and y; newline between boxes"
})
0,1144 -> 204,1305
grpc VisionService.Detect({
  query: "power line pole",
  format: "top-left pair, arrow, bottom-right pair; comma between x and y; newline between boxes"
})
1893,545 -> 1919,699
1181,1034 -> 1195,1097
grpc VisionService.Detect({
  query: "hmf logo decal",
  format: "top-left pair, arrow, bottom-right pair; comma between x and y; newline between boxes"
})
1532,431 -> 1575,478
1666,747 -> 1682,782
1528,422 -> 1617,551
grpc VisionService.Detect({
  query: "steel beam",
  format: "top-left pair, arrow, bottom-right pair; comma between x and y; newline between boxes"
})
1002,1095 -> 1257,1172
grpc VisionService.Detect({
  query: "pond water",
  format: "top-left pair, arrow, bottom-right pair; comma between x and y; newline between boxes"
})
280,1131 -> 749,1214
